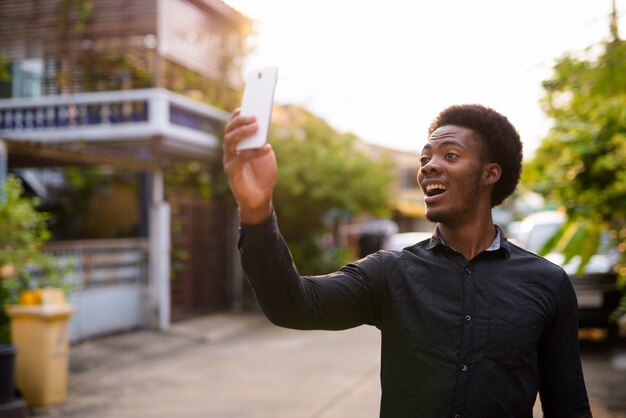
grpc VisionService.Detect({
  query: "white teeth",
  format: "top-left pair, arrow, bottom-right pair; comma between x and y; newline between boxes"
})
426,183 -> 447,193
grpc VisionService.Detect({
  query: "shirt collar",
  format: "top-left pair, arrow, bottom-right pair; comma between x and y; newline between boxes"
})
426,225 -> 510,257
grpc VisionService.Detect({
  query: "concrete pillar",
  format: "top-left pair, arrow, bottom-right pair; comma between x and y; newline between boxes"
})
229,207 -> 244,311
0,139 -> 7,201
148,89 -> 169,132
148,169 -> 171,331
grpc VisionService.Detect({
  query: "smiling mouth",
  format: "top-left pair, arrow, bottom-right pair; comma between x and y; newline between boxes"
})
425,183 -> 448,197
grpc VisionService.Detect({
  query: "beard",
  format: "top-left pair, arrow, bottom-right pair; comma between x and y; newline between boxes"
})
425,171 -> 483,227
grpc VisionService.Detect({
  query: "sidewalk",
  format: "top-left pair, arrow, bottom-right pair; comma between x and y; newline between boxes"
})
68,312 -> 270,379
28,312 -> 626,418
31,312 -> 270,417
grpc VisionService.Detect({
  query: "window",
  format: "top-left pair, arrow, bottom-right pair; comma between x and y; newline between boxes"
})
0,59 -> 43,99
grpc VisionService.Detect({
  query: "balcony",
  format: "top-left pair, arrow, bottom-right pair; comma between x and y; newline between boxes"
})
0,88 -> 231,168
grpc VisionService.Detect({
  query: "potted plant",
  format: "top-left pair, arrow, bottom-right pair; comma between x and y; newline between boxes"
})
0,175 -> 68,343
0,175 -> 70,410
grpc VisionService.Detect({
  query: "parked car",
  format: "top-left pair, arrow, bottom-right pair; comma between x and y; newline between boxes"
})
516,211 -> 623,335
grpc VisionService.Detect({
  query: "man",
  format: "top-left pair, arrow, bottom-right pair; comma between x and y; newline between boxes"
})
223,104 -> 592,417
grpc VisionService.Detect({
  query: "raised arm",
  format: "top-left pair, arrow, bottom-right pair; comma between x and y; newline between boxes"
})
222,110 -> 380,330
222,109 -> 276,225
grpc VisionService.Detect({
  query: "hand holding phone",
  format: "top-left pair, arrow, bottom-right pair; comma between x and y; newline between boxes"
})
236,66 -> 278,151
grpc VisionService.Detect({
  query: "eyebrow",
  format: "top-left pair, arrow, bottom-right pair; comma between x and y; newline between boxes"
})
421,139 -> 467,152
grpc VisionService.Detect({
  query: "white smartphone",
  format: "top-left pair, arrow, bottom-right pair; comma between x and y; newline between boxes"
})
236,66 -> 279,151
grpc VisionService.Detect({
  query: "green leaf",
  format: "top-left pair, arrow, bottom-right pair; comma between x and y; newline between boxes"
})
523,37 -> 626,290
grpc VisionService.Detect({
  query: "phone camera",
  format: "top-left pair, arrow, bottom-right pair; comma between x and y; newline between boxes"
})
257,72 -> 262,79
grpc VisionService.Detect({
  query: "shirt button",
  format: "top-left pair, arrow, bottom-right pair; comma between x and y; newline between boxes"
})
461,364 -> 467,372
465,315 -> 472,322
454,414 -> 461,418
465,268 -> 471,275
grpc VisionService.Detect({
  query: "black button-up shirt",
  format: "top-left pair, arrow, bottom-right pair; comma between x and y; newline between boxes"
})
239,213 -> 591,417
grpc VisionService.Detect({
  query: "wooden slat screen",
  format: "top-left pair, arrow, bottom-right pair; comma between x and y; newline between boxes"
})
0,0 -> 247,99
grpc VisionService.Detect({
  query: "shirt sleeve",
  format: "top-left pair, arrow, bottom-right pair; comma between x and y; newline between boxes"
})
538,272 -> 592,417
238,212 -> 382,330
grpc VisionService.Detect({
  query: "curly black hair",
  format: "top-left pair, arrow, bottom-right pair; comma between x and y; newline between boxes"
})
428,104 -> 523,207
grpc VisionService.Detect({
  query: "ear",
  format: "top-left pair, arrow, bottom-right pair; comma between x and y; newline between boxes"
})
483,162 -> 501,186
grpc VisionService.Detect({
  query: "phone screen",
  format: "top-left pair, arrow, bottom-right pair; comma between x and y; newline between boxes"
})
236,66 -> 278,151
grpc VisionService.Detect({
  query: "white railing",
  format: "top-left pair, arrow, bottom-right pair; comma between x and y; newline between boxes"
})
0,88 -> 230,149
43,238 -> 149,289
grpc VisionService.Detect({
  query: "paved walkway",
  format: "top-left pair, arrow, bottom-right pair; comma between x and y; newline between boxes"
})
31,313 -> 379,418
24,312 -> 626,417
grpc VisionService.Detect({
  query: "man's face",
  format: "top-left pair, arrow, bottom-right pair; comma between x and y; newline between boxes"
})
417,125 -> 486,226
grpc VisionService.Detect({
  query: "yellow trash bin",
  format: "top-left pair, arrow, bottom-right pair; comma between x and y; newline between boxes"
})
5,288 -> 74,407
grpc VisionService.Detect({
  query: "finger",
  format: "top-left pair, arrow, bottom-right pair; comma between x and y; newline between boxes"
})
223,145 -> 270,176
223,124 -> 258,156
224,121 -> 258,156
225,113 -> 255,135
225,144 -> 271,166
237,144 -> 271,160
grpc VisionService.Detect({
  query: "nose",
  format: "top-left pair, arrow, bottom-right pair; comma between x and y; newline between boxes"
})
419,157 -> 441,177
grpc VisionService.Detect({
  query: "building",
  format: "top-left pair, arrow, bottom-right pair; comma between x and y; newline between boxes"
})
354,140 -> 432,233
0,0 -> 250,341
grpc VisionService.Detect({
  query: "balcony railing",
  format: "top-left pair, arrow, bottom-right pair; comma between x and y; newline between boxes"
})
0,88 -> 231,153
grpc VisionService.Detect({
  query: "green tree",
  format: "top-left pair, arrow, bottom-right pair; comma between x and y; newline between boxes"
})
269,105 -> 396,274
522,32 -> 626,319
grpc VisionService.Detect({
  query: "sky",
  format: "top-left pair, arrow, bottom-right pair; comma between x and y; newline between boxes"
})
223,0 -> 625,157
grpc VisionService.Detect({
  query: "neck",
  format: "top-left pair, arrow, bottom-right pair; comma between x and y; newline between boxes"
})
437,214 -> 496,260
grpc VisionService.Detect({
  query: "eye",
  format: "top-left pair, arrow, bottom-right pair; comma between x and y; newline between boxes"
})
420,156 -> 430,167
445,152 -> 459,160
